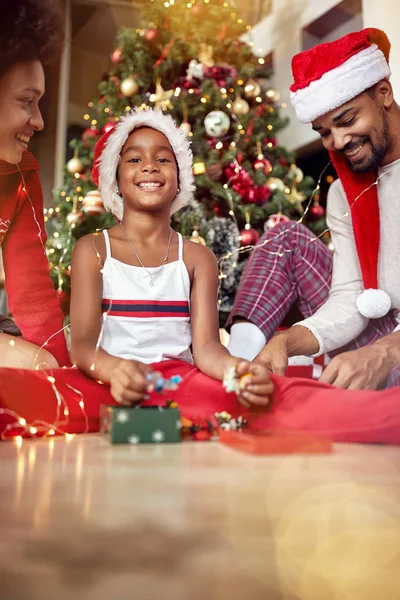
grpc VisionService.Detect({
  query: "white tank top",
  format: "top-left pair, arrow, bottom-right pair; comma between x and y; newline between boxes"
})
100,229 -> 193,364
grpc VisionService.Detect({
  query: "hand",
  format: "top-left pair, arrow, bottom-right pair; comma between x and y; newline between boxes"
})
253,333 -> 289,376
235,360 -> 274,408
109,359 -> 153,404
319,345 -> 391,390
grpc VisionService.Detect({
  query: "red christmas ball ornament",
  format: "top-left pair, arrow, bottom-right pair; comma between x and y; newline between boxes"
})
265,213 -> 291,230
239,226 -> 260,247
145,28 -> 160,43
253,185 -> 271,205
82,127 -> 100,148
103,121 -> 115,135
309,202 -> 325,219
279,157 -> 288,166
110,48 -> 122,64
254,157 -> 272,174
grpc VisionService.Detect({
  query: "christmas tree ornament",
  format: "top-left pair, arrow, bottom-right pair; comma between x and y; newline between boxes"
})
206,162 -> 223,181
193,161 -> 206,175
286,183 -> 306,211
264,213 -> 290,230
110,48 -> 122,64
67,154 -> 83,175
244,79 -> 261,99
82,127 -> 100,148
239,225 -> 260,247
186,59 -> 204,81
103,121 -> 115,135
189,228 -> 206,245
150,79 -> 173,111
82,190 -> 104,216
267,177 -> 285,192
265,88 -> 281,104
197,42 -> 214,67
145,28 -> 160,43
204,110 -> 230,138
289,163 -> 304,183
232,96 -> 250,115
66,210 -> 82,225
120,76 -> 139,97
254,157 -> 272,174
180,122 -> 191,136
309,201 -> 325,220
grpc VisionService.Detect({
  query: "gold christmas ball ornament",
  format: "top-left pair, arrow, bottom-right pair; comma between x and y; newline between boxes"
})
180,122 -> 191,136
193,161 -> 206,175
67,156 -> 83,174
265,88 -> 281,104
232,96 -> 250,116
244,79 -> 261,99
289,164 -> 304,183
120,76 -> 139,97
189,229 -> 206,245
82,190 -> 104,216
267,177 -> 285,192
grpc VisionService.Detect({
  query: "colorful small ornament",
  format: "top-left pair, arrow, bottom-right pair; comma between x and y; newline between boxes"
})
232,95 -> 250,115
309,201 -> 325,219
265,88 -> 281,104
186,59 -> 204,81
254,157 -> 272,174
193,161 -> 206,175
145,371 -> 182,394
267,177 -> 285,192
180,122 -> 191,136
82,190 -> 104,216
82,127 -> 100,148
110,48 -> 122,64
204,110 -> 230,138
103,121 -> 115,135
244,79 -> 261,99
239,226 -> 260,247
120,76 -> 139,97
189,229 -> 206,245
67,155 -> 83,175
265,213 -> 290,230
150,79 -> 173,111
66,210 -> 82,225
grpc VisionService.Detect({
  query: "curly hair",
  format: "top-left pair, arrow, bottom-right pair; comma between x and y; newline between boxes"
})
1,0 -> 65,79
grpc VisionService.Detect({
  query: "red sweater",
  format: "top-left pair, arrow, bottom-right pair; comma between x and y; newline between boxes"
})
0,151 -> 70,366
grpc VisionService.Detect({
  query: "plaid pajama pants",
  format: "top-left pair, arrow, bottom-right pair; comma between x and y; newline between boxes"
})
227,221 -> 400,388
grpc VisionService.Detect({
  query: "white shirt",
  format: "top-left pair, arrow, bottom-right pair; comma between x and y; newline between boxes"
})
297,158 -> 400,355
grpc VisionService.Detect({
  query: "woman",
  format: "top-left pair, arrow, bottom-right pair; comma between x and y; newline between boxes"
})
0,0 -> 69,368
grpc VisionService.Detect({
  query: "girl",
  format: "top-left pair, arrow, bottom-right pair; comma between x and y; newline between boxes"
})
0,110 -> 399,446
70,109 -> 272,408
0,0 -> 69,369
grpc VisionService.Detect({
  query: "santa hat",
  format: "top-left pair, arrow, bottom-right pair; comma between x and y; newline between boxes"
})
290,29 -> 392,319
92,108 -> 195,221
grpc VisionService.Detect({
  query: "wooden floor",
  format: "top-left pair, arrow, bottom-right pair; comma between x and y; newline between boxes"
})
1,434 -> 400,599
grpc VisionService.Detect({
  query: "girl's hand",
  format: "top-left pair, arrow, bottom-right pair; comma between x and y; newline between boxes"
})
109,359 -> 153,405
235,360 -> 274,408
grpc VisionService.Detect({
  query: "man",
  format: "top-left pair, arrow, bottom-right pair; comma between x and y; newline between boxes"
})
227,28 -> 400,390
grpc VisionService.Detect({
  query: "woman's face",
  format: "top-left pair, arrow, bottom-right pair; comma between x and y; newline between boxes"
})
0,60 -> 45,164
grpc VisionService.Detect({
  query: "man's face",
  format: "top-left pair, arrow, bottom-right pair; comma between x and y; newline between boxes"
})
311,89 -> 391,172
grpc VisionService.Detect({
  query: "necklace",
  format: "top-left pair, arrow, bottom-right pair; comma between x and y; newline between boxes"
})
118,222 -> 173,286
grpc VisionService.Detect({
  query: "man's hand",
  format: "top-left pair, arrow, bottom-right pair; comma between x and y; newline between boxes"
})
235,360 -> 274,408
109,359 -> 153,404
253,333 -> 289,375
319,345 -> 392,390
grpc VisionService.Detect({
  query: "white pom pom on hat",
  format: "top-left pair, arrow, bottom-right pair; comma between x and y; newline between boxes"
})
92,108 -> 195,221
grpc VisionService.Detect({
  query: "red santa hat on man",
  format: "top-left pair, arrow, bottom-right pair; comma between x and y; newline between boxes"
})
290,28 -> 392,319
92,108 -> 195,221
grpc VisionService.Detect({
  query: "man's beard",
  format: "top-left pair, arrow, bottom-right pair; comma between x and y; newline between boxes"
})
340,114 -> 391,173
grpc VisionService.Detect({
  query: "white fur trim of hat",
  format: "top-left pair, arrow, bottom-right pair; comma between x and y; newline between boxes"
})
97,109 -> 195,220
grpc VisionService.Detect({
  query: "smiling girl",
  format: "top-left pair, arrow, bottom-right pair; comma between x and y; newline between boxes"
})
0,0 -> 69,368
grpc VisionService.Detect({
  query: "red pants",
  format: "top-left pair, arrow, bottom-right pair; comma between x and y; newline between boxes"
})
1,361 -> 400,444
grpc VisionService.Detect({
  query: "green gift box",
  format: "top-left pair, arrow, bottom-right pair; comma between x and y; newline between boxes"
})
100,404 -> 182,444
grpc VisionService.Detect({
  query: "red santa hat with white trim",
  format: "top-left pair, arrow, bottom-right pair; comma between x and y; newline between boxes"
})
290,28 -> 392,319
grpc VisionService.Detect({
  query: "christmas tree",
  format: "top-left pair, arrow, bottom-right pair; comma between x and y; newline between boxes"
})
46,0 -> 326,319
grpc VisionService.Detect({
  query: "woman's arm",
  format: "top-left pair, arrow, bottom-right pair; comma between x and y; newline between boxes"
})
70,234 -> 150,404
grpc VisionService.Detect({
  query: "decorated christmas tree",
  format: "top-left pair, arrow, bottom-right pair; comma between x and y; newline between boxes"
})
46,0 -> 326,319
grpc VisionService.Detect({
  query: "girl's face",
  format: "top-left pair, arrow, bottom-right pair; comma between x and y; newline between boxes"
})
0,60 -> 45,164
118,127 -> 178,214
